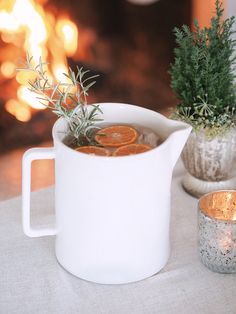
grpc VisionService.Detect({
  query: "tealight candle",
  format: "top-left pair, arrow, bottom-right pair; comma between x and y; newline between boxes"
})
198,190 -> 236,273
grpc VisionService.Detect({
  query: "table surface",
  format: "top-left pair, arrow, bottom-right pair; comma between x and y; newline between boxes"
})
0,160 -> 235,314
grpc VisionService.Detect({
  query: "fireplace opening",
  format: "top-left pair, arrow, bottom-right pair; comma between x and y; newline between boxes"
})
0,0 -> 191,153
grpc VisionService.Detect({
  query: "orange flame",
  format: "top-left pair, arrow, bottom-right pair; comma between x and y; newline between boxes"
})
56,19 -> 78,57
0,0 -> 78,122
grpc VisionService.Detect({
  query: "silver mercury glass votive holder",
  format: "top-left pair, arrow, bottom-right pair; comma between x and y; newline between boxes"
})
198,190 -> 236,273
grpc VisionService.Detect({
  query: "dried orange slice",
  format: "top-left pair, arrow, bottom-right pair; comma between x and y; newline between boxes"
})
76,146 -> 110,156
113,143 -> 152,156
95,125 -> 138,147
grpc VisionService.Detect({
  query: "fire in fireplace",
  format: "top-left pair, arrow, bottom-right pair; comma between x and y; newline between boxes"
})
0,0 -> 191,152
0,0 -> 79,121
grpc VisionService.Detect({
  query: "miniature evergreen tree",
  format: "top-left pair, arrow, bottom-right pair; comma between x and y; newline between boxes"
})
170,0 -> 236,136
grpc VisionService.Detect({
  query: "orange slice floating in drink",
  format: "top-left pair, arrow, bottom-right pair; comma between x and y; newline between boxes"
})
113,143 -> 152,156
76,146 -> 110,156
95,125 -> 138,147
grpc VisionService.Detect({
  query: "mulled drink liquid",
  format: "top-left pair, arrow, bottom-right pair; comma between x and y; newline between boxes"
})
63,123 -> 162,156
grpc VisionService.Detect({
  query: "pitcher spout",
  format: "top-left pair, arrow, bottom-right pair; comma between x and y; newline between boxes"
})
165,120 -> 192,170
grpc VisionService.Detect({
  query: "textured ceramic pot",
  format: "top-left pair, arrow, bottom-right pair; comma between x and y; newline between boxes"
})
181,128 -> 236,198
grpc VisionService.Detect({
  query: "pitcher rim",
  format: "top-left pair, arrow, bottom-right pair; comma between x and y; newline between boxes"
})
52,102 -> 190,160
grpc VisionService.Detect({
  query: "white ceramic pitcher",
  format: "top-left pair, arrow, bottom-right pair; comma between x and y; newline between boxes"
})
22,103 -> 191,284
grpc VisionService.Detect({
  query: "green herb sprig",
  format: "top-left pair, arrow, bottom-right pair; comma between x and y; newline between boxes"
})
17,54 -> 103,146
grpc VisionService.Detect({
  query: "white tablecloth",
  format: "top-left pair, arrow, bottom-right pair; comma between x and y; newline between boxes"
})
0,160 -> 235,314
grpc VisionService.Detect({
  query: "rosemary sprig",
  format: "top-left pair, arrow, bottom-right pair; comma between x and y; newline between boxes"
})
17,54 -> 103,146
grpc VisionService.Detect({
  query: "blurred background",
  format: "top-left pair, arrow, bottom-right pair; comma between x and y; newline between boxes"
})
0,0 -> 192,153
0,0 -> 231,198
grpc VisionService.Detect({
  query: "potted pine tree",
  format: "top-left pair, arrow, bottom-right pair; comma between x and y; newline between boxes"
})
170,0 -> 236,197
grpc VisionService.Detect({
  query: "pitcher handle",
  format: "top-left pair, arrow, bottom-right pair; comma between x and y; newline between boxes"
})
22,147 -> 57,237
